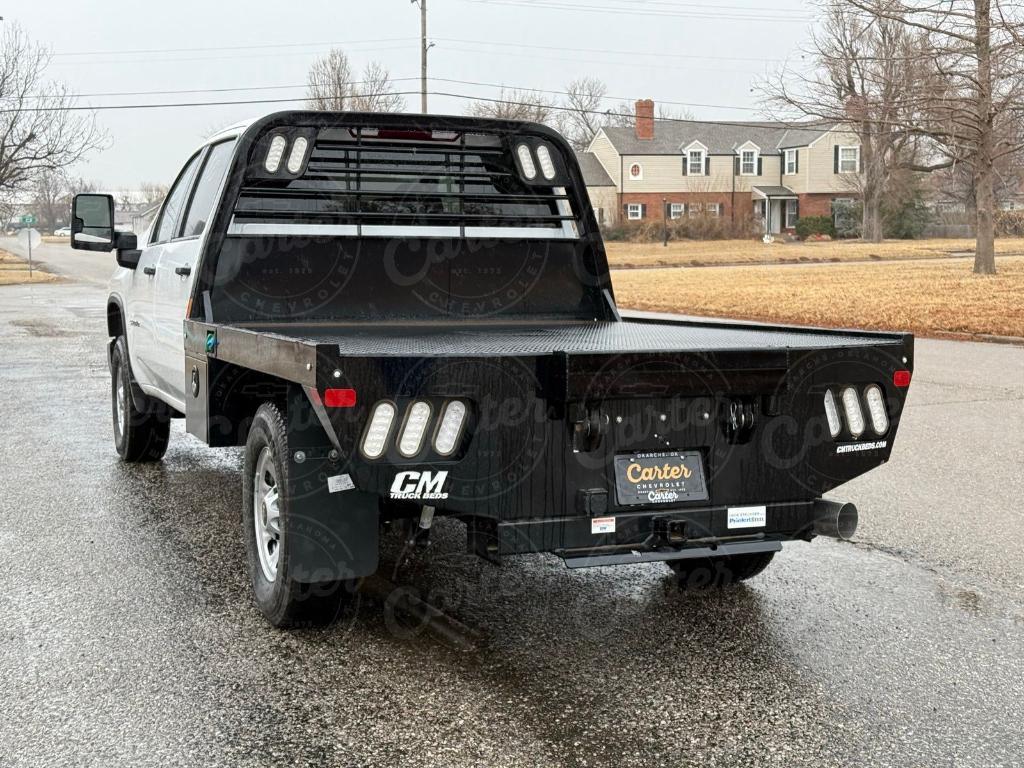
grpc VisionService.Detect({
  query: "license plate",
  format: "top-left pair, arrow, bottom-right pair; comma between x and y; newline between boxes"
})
613,450 -> 708,506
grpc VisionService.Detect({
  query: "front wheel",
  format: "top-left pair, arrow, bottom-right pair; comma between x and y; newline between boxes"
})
667,551 -> 775,590
242,402 -> 352,627
110,336 -> 169,462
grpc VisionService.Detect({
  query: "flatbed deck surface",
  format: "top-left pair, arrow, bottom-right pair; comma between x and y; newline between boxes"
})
234,318 -> 900,357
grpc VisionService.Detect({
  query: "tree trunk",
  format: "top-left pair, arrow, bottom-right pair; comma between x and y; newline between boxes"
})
974,164 -> 996,274
973,0 -> 996,275
862,193 -> 884,242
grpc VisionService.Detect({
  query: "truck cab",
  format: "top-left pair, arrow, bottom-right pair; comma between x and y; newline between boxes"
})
71,111 -> 913,627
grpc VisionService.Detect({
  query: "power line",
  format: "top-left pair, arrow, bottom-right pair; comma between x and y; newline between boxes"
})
434,37 -> 788,64
459,0 -> 812,22
51,37 -> 418,57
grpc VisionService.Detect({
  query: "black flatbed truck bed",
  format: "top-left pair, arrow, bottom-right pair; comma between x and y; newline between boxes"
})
84,109 -> 914,626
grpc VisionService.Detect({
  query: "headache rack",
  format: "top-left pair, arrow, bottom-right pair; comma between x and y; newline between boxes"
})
228,126 -> 581,240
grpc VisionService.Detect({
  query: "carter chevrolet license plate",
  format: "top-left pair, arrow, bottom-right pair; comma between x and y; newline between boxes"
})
613,450 -> 708,506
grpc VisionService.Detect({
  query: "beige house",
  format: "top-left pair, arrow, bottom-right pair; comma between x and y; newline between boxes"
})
581,99 -> 862,233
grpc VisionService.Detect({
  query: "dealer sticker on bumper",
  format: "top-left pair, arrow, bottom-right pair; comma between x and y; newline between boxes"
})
727,505 -> 767,529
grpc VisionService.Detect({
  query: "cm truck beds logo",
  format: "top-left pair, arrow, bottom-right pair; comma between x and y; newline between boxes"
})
836,440 -> 888,454
390,471 -> 450,500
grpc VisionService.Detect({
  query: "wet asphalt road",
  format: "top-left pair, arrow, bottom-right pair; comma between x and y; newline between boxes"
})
1,241 -> 1023,767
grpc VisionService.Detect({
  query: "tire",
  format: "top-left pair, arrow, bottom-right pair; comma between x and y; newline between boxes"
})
110,336 -> 170,462
242,402 -> 351,628
667,551 -> 775,590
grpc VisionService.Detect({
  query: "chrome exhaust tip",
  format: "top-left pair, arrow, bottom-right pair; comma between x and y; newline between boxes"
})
813,500 -> 858,541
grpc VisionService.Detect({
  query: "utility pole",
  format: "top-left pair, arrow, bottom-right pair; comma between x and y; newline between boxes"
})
413,0 -> 429,113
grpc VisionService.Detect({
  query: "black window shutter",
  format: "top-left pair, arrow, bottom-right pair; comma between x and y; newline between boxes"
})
705,156 -> 711,175
623,203 -> 629,218
795,149 -> 800,174
734,156 -> 740,175
757,157 -> 763,175
834,145 -> 840,173
859,150 -> 864,173
681,155 -> 688,176
640,203 -> 647,219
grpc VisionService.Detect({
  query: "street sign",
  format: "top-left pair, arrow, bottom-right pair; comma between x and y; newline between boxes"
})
16,227 -> 41,251
16,228 -> 42,278
20,214 -> 37,226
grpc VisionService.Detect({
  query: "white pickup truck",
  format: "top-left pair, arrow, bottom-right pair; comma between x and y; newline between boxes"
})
71,110 -> 913,627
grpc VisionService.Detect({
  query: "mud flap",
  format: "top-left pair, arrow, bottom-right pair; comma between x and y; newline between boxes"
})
283,385 -> 379,583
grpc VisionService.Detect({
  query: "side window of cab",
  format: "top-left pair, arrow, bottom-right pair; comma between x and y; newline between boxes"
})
181,139 -> 237,239
150,152 -> 202,245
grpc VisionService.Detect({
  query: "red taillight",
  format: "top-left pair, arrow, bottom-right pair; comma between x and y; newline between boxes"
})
893,370 -> 911,388
323,388 -> 357,408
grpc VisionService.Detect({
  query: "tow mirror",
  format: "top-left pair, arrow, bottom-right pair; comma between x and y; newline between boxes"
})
71,193 -> 115,252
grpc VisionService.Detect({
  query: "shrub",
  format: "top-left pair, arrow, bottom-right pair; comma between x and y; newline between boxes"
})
601,212 -> 760,242
795,215 -> 835,240
831,200 -> 862,238
996,209 -> 1024,237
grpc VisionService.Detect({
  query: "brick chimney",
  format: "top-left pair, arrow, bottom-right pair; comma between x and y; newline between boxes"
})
634,99 -> 655,140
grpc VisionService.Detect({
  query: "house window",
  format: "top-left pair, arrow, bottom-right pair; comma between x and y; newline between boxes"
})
839,146 -> 860,173
627,203 -> 643,220
670,203 -> 684,219
785,199 -> 799,229
629,163 -> 643,180
595,207 -> 605,224
688,150 -> 704,175
741,149 -> 757,175
785,149 -> 798,175
706,202 -> 721,217
688,203 -> 702,217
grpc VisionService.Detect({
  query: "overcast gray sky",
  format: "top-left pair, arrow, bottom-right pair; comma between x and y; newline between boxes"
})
11,0 -> 814,190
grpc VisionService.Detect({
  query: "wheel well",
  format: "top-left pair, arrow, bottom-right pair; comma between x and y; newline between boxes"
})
107,301 -> 124,338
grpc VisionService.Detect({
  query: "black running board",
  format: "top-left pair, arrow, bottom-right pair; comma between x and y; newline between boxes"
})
560,540 -> 782,569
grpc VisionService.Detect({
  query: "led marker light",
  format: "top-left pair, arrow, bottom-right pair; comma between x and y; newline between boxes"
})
398,401 -> 432,457
863,385 -> 889,435
516,144 -> 537,180
264,135 -> 287,173
841,386 -> 865,438
361,402 -> 396,459
434,400 -> 468,456
286,136 -> 309,174
536,145 -> 557,180
823,388 -> 842,439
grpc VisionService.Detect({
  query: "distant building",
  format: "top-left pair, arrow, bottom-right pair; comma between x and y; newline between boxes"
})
577,99 -> 863,233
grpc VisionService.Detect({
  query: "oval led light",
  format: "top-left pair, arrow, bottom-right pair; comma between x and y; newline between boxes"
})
823,388 -> 842,439
516,143 -> 537,180
536,144 -> 557,180
864,385 -> 889,435
265,135 -> 287,173
433,400 -> 468,456
841,386 -> 865,438
286,136 -> 308,174
398,401 -> 432,458
361,401 -> 396,459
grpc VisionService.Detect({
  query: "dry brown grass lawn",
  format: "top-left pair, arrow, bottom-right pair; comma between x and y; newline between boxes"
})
612,255 -> 1024,339
0,248 -> 57,286
605,237 -> 1024,269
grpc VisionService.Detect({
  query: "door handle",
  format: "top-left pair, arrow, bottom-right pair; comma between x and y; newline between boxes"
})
175,266 -> 192,277
143,266 -> 156,276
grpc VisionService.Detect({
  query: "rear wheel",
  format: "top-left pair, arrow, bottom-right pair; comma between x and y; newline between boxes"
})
242,402 -> 352,627
667,551 -> 775,590
110,336 -> 169,462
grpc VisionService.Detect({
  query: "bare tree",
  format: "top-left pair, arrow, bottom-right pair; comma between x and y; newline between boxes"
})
468,87 -> 558,124
31,168 -> 71,231
305,49 -> 406,112
0,24 -> 106,200
558,77 -> 609,149
841,0 -> 1024,273
761,1 -> 931,243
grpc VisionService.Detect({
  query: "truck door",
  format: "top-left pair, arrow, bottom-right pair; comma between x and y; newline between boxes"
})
151,139 -> 236,402
128,151 -> 201,394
